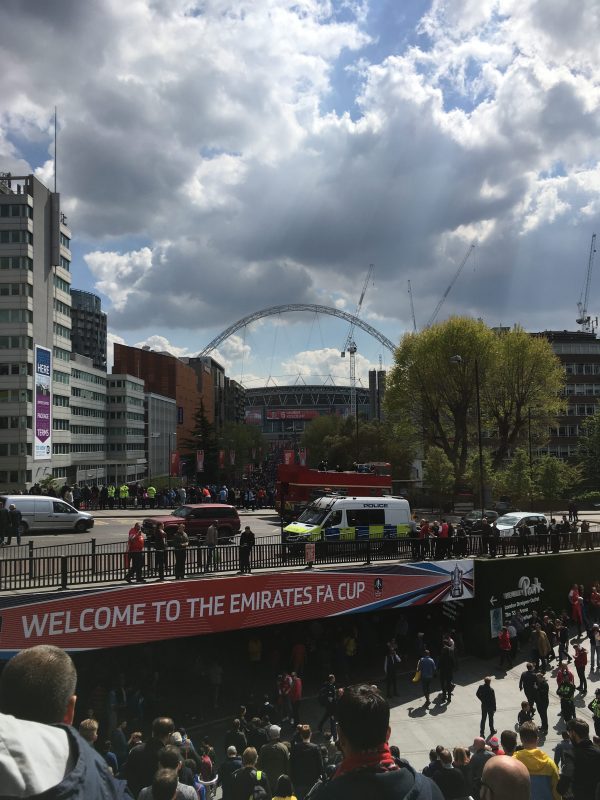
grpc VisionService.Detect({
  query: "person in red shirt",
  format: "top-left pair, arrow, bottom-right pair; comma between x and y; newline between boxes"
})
556,662 -> 575,687
573,644 -> 588,694
498,626 -> 513,670
125,523 -> 146,583
289,672 -> 303,725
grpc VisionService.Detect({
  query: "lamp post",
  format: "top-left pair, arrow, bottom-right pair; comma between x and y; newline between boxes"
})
450,355 -> 485,519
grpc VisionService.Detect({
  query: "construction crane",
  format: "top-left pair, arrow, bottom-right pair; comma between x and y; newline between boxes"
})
408,279 -> 417,331
577,233 -> 597,333
341,264 -> 374,419
426,242 -> 476,328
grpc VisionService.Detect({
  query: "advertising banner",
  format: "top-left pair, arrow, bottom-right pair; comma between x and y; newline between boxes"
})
0,560 -> 473,654
229,449 -> 235,466
298,448 -> 307,466
218,450 -> 225,469
283,449 -> 294,465
169,451 -> 180,477
196,450 -> 204,473
34,345 -> 52,461
245,409 -> 263,425
266,410 -> 320,420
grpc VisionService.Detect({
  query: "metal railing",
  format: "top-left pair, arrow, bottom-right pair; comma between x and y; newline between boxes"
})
1,528 -> 599,592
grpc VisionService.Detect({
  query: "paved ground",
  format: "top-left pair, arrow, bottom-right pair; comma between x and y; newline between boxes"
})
192,650 -> 597,789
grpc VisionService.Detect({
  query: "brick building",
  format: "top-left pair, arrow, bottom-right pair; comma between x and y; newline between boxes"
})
112,344 -> 201,452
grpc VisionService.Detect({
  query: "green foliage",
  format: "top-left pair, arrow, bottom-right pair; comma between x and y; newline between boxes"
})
482,327 -> 564,467
576,412 -> 600,486
495,448 -> 534,507
574,491 -> 600,503
181,400 -> 219,480
384,317 -> 564,484
423,446 -> 455,509
39,474 -> 58,492
534,455 -> 581,511
300,415 -> 416,477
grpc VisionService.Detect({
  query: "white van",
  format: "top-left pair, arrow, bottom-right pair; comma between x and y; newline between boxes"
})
284,495 -> 411,542
0,495 -> 94,536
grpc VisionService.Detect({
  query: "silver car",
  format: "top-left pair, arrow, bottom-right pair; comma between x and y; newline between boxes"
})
495,512 -> 548,537
0,495 -> 94,535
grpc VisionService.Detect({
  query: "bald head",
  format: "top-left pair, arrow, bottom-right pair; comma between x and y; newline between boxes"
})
0,645 -> 77,725
482,756 -> 530,800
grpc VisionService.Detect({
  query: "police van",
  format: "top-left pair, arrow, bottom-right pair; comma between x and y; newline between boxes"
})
284,495 -> 411,543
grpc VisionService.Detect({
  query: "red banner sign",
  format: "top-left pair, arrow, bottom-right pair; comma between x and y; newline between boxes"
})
245,409 -> 263,424
283,449 -> 294,465
266,410 -> 320,420
0,562 -> 473,654
169,451 -> 180,477
298,448 -> 307,466
218,450 -> 225,469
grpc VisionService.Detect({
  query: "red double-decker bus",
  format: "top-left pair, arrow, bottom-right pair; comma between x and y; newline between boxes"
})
276,462 -> 392,521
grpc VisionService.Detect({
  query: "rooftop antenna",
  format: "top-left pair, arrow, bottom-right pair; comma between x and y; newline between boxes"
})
54,106 -> 57,193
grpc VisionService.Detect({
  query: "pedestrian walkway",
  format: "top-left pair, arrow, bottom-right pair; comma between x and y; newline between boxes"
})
386,656 -> 597,767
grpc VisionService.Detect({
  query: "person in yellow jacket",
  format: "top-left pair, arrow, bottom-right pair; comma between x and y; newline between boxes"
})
107,484 -> 116,510
119,483 -> 129,510
146,485 -> 156,509
513,721 -> 560,800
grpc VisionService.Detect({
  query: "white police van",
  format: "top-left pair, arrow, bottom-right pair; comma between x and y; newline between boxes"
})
284,495 -> 411,543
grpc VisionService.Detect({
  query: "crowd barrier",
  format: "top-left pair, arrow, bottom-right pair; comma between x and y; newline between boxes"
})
1,526 -> 600,591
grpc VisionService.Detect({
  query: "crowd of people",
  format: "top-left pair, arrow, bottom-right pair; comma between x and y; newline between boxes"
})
19,480 -> 276,512
409,514 -> 597,560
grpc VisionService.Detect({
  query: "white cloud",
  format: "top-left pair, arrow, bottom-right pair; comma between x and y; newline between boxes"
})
106,332 -> 125,372
84,247 -> 153,311
2,0 -> 600,378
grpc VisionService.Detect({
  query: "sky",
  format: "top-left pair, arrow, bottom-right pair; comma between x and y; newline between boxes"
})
2,0 -> 600,388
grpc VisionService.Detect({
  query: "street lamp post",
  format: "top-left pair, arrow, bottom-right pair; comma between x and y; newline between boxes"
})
450,355 -> 485,519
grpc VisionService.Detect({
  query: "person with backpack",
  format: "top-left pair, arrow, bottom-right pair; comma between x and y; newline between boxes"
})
309,684 -> 443,800
231,746 -> 271,800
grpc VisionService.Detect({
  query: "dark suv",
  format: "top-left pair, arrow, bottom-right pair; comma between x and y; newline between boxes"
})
142,504 -> 240,546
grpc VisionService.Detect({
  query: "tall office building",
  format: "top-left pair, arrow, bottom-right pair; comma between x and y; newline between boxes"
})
0,173 -> 72,489
71,289 -> 107,370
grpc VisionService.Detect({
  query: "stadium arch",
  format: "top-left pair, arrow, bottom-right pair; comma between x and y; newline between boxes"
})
198,304 -> 397,356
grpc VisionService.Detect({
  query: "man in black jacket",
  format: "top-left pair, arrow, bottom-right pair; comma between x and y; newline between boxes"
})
0,500 -> 9,546
476,677 -> 497,738
231,747 -> 271,800
311,684 -> 443,800
124,717 -> 174,797
217,746 -> 243,800
290,724 -> 324,800
560,717 -> 600,800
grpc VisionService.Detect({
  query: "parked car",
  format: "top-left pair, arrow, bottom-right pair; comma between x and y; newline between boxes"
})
494,497 -> 513,513
461,509 -> 499,528
0,495 -> 94,535
142,503 -> 240,546
495,512 -> 549,537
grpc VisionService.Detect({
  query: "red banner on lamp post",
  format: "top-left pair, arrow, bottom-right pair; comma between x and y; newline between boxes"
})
169,451 -> 180,477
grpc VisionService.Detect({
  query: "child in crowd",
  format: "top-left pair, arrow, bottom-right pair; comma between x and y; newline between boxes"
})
517,701 -> 535,727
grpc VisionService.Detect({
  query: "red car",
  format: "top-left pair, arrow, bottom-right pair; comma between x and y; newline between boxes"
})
142,503 -> 240,545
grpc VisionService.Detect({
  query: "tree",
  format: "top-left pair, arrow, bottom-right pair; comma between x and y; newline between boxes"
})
423,446 -> 455,511
301,415 -> 343,466
181,400 -> 219,481
575,412 -> 600,486
385,317 -> 564,483
481,327 -> 564,467
220,421 -> 266,481
495,448 -> 534,507
534,455 -> 581,514
465,449 -> 497,504
301,416 -> 416,477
